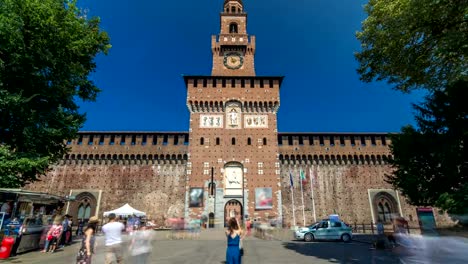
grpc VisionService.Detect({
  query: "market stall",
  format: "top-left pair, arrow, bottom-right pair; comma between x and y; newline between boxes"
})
0,189 -> 68,255
103,203 -> 146,217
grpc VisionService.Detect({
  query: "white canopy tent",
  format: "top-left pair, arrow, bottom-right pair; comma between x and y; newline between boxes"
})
103,203 -> 146,217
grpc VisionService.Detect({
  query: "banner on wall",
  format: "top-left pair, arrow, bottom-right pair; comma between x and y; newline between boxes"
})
189,188 -> 204,207
255,188 -> 273,210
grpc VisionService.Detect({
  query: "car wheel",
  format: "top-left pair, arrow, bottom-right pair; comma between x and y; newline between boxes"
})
304,233 -> 314,242
341,233 -> 351,243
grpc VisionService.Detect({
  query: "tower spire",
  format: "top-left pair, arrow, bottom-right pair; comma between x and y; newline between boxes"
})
212,0 -> 256,76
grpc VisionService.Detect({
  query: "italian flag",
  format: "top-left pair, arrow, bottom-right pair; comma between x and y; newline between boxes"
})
300,168 -> 307,185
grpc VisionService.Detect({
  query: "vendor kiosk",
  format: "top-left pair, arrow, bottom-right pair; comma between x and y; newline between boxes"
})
0,189 -> 69,256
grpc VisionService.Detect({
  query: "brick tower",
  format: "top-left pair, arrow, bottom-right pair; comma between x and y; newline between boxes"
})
184,0 -> 284,227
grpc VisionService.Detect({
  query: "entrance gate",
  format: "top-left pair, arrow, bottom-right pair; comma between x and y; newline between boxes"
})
224,199 -> 243,227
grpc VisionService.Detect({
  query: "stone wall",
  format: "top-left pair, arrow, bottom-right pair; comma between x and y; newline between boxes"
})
27,160 -> 186,226
279,162 -> 454,227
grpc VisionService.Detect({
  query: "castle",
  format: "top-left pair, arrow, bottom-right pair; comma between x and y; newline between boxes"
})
28,0 -> 450,228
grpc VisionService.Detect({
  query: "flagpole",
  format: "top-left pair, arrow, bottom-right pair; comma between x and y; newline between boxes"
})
291,184 -> 296,228
300,169 -> 306,226
309,166 -> 317,223
289,170 -> 296,228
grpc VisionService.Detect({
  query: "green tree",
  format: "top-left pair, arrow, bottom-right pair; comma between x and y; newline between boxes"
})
387,79 -> 468,224
0,0 -> 110,187
355,0 -> 468,92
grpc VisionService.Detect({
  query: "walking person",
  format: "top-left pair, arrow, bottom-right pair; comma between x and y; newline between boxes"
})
225,217 -> 243,264
67,216 -> 74,245
129,226 -> 154,264
102,213 -> 125,264
76,219 -> 85,237
76,216 -> 99,264
60,215 -> 70,247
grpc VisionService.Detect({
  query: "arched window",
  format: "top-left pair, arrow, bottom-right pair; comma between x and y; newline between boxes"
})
384,202 -> 392,221
84,205 -> 91,219
200,137 -> 204,145
77,204 -> 85,219
229,23 -> 238,34
231,6 -> 236,13
232,138 -> 236,145
216,138 -> 220,145
377,201 -> 393,223
247,138 -> 251,145
378,203 -> 385,222
263,138 -> 267,145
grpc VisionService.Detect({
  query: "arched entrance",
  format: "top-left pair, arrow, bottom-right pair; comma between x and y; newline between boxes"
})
224,199 -> 243,227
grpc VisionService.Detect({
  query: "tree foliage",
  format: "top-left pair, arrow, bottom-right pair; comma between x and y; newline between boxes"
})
387,79 -> 468,223
355,0 -> 468,92
0,0 -> 110,187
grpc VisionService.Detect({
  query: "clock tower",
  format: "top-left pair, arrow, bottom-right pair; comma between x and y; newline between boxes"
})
212,0 -> 256,76
184,0 -> 283,227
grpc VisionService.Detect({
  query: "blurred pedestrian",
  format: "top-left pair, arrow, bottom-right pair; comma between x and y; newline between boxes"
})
41,221 -> 54,253
102,213 -> 125,264
77,219 -> 85,237
60,215 -> 70,247
76,216 -> 99,264
245,218 -> 251,236
129,226 -> 154,264
47,219 -> 63,253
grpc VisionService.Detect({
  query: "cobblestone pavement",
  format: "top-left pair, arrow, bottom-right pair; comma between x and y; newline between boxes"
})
3,229 -> 400,264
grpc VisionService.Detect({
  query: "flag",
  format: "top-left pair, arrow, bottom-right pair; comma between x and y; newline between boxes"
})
289,171 -> 294,188
300,168 -> 307,185
309,167 -> 318,187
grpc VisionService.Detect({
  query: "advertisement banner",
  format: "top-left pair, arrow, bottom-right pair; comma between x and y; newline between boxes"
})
255,188 -> 273,210
189,188 -> 204,207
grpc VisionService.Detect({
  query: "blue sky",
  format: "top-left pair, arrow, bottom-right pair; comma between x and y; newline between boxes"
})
78,0 -> 423,133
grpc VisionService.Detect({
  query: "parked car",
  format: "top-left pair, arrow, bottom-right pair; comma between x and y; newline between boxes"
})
294,219 -> 352,242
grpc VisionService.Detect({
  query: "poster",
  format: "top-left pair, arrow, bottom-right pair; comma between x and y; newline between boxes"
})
255,188 -> 273,209
416,208 -> 437,234
189,188 -> 204,207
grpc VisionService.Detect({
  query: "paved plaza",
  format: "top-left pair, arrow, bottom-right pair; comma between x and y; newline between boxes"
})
3,229 -> 402,264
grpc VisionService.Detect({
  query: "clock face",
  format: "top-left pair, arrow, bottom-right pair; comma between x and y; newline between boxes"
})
224,52 -> 244,70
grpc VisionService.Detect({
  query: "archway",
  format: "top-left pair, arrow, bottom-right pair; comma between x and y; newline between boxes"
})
224,199 -> 243,227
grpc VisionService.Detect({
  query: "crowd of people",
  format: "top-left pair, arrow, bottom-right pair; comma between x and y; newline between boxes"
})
74,213 -> 154,264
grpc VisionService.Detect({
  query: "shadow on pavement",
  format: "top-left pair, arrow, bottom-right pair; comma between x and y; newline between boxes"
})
282,241 -> 399,264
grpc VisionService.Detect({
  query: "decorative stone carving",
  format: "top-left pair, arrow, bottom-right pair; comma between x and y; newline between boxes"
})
200,115 -> 223,128
225,101 -> 242,129
244,114 -> 268,128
